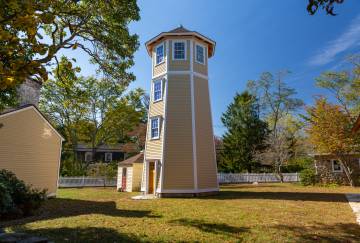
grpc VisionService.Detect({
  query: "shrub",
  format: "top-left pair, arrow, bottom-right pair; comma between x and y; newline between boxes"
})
299,168 -> 318,186
0,169 -> 47,219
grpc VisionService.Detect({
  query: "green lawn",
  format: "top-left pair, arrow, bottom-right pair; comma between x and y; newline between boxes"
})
1,183 -> 360,242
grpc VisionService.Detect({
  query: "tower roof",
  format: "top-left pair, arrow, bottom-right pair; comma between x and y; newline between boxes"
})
145,26 -> 216,58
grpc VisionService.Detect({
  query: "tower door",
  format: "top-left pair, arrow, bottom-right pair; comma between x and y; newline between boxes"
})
148,162 -> 155,194
122,168 -> 127,191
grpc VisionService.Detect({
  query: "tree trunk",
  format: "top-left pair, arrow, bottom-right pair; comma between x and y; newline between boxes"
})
338,157 -> 354,187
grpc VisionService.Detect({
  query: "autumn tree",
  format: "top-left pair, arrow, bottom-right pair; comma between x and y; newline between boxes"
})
315,57 -> 360,117
0,0 -> 140,91
307,0 -> 345,15
221,92 -> 269,173
247,71 -> 304,180
306,98 -> 360,186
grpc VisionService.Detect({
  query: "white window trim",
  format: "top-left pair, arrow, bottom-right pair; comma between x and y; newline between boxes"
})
152,79 -> 163,102
105,152 -> 113,162
172,40 -> 187,61
331,159 -> 343,172
150,116 -> 161,140
85,152 -> 93,162
195,43 -> 206,65
155,42 -> 165,66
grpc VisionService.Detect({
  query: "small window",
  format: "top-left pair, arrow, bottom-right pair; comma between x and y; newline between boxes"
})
156,43 -> 164,65
173,41 -> 186,60
85,152 -> 93,162
332,160 -> 343,172
150,117 -> 160,139
105,153 -> 112,162
153,80 -> 162,102
196,44 -> 205,64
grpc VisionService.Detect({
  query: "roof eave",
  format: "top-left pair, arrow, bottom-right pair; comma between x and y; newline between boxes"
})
145,32 -> 216,57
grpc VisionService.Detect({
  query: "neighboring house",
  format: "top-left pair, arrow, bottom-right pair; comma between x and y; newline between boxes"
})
141,26 -> 219,197
352,114 -> 360,133
314,154 -> 360,186
117,152 -> 144,192
75,144 -> 137,163
0,105 -> 64,196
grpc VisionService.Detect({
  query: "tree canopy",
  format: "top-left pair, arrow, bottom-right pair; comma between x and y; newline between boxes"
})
0,0 -> 140,91
307,0 -> 345,15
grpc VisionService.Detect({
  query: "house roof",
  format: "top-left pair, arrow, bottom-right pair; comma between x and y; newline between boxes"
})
118,152 -> 144,166
0,104 -> 65,141
145,25 -> 216,58
352,114 -> 360,133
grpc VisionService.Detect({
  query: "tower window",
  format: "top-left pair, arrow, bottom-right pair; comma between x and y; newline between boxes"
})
196,44 -> 205,64
173,41 -> 186,60
156,43 -> 164,65
153,80 -> 162,102
150,117 -> 160,139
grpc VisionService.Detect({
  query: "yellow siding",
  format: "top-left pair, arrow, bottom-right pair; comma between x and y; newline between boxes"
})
131,163 -> 143,191
163,74 -> 194,189
193,41 -> 208,76
0,108 -> 61,195
145,91 -> 164,160
168,39 -> 190,71
153,41 -> 167,77
194,76 -> 218,189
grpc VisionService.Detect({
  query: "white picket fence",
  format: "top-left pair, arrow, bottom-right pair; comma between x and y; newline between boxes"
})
58,177 -> 117,188
217,173 -> 300,184
58,173 -> 299,188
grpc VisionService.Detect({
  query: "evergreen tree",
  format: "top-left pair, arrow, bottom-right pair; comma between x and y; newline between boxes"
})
221,91 -> 269,172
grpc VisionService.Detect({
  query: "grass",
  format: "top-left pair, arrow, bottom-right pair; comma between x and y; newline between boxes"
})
1,183 -> 360,242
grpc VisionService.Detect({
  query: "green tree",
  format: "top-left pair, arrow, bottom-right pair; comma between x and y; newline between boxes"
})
40,56 -> 88,163
247,71 -> 304,180
0,87 -> 18,111
0,0 -> 140,90
221,92 -> 269,173
80,78 -> 145,163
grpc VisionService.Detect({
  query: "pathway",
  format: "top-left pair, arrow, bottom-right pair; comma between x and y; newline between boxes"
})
346,194 -> 360,225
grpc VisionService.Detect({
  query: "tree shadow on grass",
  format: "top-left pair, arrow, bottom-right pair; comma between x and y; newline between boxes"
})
206,191 -> 349,202
13,226 -> 142,243
169,218 -> 249,239
0,198 -> 160,227
271,223 -> 360,242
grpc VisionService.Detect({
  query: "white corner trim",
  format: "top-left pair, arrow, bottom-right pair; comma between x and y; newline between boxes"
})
172,39 -> 187,61
159,76 -> 168,193
190,39 -> 198,191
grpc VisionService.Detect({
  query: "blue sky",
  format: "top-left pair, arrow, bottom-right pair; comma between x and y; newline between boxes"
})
60,0 -> 360,136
